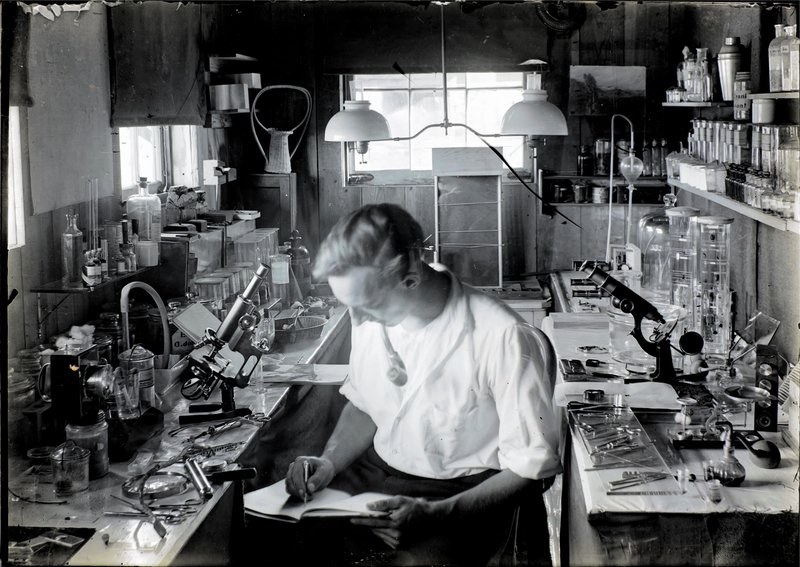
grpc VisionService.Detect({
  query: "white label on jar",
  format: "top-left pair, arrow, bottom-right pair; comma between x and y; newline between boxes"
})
272,259 -> 290,284
171,329 -> 193,354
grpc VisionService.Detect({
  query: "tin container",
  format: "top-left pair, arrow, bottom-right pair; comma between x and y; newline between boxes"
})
119,346 -> 156,412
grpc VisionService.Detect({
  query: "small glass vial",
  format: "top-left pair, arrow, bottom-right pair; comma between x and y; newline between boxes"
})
733,72 -> 752,121
65,410 -> 109,479
706,479 -> 723,503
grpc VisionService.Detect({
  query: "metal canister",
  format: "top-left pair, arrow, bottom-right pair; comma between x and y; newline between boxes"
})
147,300 -> 193,357
119,346 -> 155,412
95,312 -> 127,367
591,183 -> 610,203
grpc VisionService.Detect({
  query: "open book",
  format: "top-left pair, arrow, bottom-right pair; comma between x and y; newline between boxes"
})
244,479 -> 391,523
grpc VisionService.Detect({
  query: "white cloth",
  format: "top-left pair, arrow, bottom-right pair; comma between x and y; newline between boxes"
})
340,269 -> 562,481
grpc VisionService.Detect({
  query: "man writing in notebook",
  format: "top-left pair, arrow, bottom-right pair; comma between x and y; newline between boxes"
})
283,203 -> 562,566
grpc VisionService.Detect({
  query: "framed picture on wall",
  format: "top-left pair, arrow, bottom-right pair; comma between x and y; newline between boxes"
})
568,65 -> 646,117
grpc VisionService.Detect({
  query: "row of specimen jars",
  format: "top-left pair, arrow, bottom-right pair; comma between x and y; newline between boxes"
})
688,120 -> 798,176
725,164 -> 799,221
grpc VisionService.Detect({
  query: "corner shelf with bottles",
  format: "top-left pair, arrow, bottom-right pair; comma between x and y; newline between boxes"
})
663,116 -> 799,235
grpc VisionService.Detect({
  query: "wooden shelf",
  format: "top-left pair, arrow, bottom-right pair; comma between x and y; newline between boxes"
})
748,91 -> 799,100
662,101 -> 732,108
667,179 -> 799,234
31,267 -> 155,295
544,175 -> 668,188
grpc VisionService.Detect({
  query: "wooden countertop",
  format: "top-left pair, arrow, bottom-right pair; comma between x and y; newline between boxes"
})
7,304 -> 350,566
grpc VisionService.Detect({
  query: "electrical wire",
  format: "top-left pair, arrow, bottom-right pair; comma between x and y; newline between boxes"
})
7,486 -> 67,505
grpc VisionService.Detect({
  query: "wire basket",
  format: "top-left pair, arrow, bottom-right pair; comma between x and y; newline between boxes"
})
274,315 -> 327,345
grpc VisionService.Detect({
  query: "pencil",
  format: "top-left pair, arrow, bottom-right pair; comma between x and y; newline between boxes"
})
302,460 -> 309,504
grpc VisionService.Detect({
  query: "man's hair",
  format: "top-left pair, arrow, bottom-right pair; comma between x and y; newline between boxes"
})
313,203 -> 424,281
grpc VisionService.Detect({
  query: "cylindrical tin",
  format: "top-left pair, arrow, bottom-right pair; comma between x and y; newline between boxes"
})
717,37 -> 743,101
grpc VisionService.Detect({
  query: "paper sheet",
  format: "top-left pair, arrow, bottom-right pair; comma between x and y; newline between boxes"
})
555,381 -> 681,411
244,479 -> 388,522
260,364 -> 349,385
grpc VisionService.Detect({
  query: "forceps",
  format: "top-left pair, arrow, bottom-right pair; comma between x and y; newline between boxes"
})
607,471 -> 669,491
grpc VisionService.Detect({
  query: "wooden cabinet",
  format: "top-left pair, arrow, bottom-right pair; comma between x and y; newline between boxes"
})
223,174 -> 297,244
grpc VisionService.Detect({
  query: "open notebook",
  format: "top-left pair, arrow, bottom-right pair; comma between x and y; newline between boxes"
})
244,479 -> 391,523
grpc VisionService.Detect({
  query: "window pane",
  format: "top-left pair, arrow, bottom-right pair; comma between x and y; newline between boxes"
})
354,74 -> 408,91
136,127 -> 162,182
8,107 -> 25,249
354,90 -> 410,171
345,72 -> 528,180
467,89 -> 524,167
171,125 -> 199,186
119,128 -> 137,188
410,89 -> 466,170
466,72 -> 524,88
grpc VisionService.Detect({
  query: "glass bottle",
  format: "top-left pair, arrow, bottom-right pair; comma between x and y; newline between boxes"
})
733,72 -> 751,121
651,139 -> 663,177
642,142 -> 653,177
61,211 -> 84,286
712,425 -> 746,487
660,139 -> 668,176
768,24 -> 784,92
783,24 -> 799,92
677,46 -> 691,89
577,145 -> 593,176
665,142 -> 682,180
125,177 -> 161,263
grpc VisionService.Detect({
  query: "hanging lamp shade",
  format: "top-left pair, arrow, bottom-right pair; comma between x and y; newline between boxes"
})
500,73 -> 567,137
324,100 -> 391,142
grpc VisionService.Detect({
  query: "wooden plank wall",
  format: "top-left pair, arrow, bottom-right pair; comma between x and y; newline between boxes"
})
9,1 -> 798,363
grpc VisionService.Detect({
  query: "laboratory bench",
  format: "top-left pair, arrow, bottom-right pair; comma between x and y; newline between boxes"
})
6,304 -> 351,566
541,312 -> 799,566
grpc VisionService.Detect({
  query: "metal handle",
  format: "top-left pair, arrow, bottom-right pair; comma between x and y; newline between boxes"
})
185,457 -> 213,500
37,363 -> 52,403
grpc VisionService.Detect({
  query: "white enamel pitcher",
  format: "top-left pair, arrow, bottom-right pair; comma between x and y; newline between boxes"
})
251,85 -> 312,175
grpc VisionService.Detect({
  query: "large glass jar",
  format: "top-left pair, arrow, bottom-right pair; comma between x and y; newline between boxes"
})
65,410 -> 109,479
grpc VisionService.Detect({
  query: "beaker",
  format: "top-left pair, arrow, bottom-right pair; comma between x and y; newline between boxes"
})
112,366 -> 140,420
270,253 -> 291,303
694,216 -> 734,365
594,138 -> 611,175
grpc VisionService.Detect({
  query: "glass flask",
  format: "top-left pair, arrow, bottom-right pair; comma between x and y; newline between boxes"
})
694,216 -> 734,365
